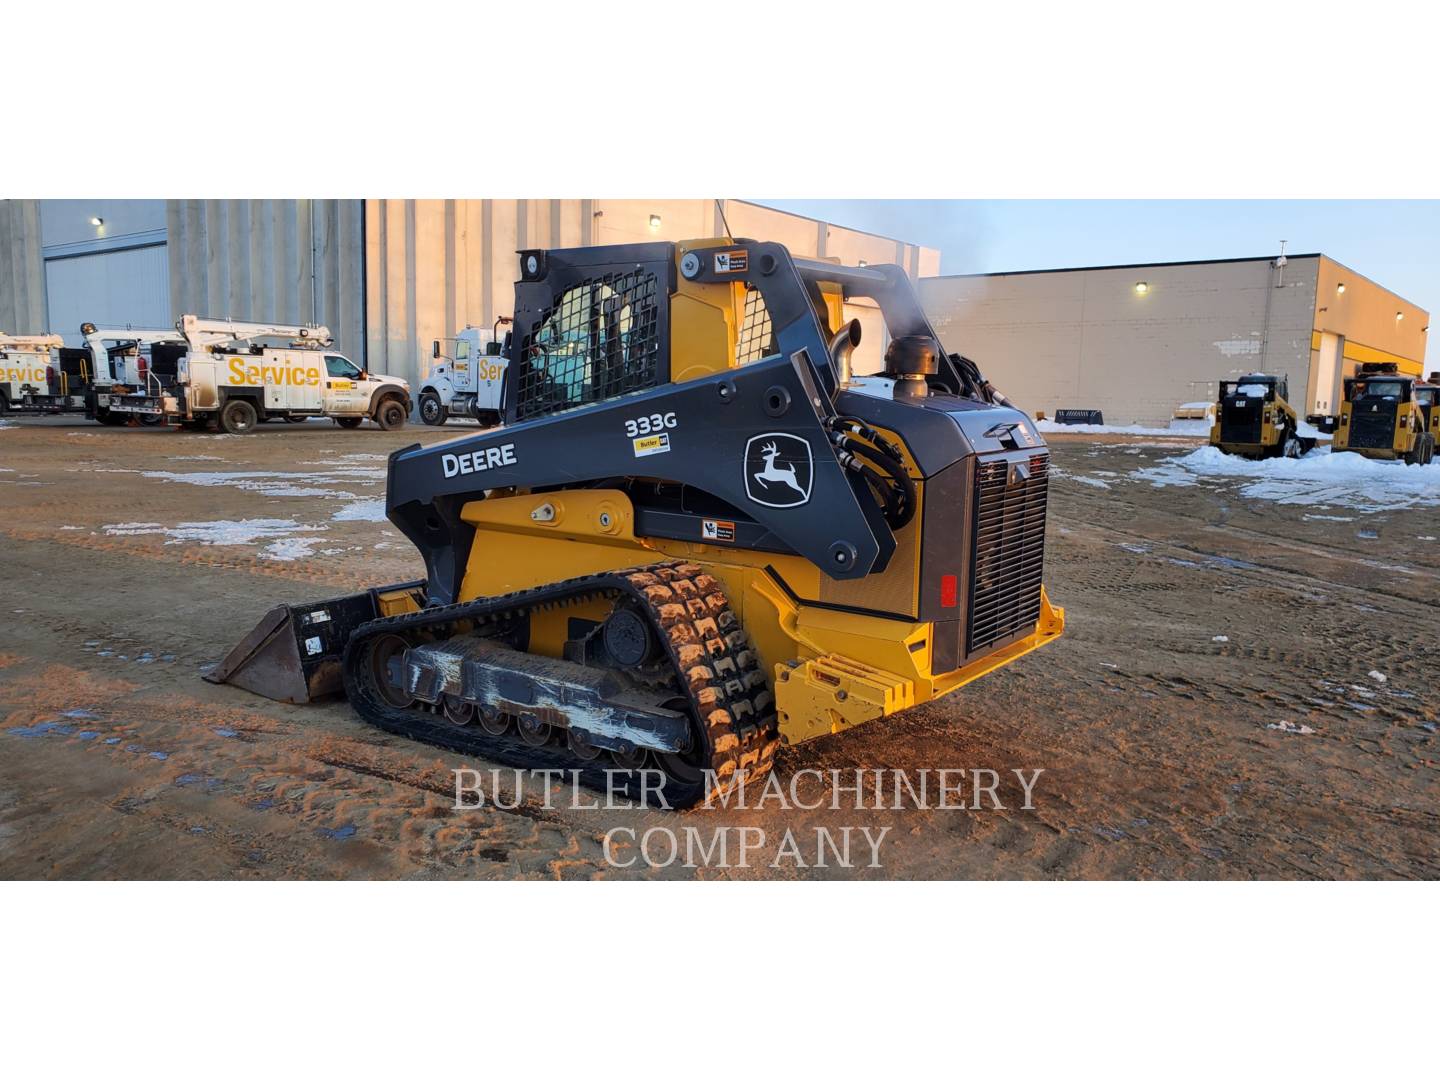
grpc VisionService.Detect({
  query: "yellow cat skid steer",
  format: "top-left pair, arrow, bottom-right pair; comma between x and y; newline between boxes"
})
209,239 -> 1065,806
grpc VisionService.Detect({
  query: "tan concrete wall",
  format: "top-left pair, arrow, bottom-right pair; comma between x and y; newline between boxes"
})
919,258 -> 1323,426
0,200 -> 46,334
1313,255 -> 1429,374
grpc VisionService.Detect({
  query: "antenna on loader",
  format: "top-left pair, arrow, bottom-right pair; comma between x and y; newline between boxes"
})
715,199 -> 733,240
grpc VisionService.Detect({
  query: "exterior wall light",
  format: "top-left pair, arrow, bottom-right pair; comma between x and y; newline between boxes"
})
1396,311 -> 1404,321
858,259 -> 868,267
648,214 -> 661,229
1336,283 -> 1346,294
90,216 -> 104,226
1134,281 -> 1149,295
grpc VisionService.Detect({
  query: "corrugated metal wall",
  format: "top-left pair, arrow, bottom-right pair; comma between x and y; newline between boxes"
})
44,245 -> 172,346
166,200 -> 366,363
0,200 -> 46,334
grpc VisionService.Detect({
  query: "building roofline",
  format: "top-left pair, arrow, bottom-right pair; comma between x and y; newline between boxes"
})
1315,253 -> 1428,315
921,253 -> 1323,280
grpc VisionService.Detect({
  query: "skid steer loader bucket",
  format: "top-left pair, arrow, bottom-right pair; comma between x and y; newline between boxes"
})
205,582 -> 426,703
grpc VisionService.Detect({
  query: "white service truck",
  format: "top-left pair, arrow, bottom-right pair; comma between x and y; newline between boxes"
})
79,324 -> 189,425
417,319 -> 511,426
107,316 -> 412,434
0,333 -> 77,416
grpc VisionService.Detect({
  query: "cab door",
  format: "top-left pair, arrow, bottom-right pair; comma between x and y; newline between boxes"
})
324,354 -> 366,414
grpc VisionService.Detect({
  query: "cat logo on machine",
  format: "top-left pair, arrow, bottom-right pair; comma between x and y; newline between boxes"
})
743,432 -> 813,508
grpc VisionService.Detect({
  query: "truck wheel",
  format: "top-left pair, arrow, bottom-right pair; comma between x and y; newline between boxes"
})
1281,428 -> 1302,458
334,416 -> 364,429
478,409 -> 502,428
419,391 -> 448,426
375,397 -> 407,431
219,398 -> 259,435
99,410 -> 128,426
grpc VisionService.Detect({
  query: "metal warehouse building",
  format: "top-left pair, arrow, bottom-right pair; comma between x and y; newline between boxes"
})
918,254 -> 1430,426
0,200 -> 938,386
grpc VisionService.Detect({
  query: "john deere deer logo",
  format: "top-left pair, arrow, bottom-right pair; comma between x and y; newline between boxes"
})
744,433 -> 813,508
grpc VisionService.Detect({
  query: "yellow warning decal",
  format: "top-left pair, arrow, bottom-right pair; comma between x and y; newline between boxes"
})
633,433 -> 671,457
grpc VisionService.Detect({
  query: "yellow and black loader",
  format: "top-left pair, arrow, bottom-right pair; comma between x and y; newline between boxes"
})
1210,373 -> 1313,459
1333,362 -> 1435,465
208,239 -> 1065,806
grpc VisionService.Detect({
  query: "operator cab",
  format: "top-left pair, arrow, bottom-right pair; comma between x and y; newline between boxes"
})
1226,372 -> 1286,403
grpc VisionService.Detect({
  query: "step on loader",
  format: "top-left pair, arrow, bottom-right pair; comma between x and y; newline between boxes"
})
209,239 -> 1065,806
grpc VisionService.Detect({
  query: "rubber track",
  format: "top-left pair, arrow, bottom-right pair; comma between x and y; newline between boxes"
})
340,561 -> 779,808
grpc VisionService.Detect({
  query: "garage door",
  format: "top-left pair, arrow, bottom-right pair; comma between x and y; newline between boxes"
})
45,245 -> 171,347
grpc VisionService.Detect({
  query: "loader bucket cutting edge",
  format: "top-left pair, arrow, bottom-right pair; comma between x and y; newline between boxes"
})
205,582 -> 426,704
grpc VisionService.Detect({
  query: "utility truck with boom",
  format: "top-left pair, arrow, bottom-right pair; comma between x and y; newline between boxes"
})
0,333 -> 71,416
107,316 -> 412,433
75,324 -> 188,425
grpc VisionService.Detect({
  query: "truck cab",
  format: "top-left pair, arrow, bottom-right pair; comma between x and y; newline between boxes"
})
417,321 -> 510,426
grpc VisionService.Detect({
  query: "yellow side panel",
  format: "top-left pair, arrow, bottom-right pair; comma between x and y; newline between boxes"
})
457,490 -> 659,601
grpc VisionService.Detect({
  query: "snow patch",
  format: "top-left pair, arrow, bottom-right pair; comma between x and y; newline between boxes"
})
1132,446 -> 1440,511
262,536 -> 340,561
105,519 -> 326,546
140,468 -> 382,499
1038,419 -> 1210,437
333,499 -> 388,522
1267,720 -> 1315,735
1053,468 -> 1111,489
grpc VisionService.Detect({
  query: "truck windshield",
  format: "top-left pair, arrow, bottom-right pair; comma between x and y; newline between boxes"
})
1355,379 -> 1406,401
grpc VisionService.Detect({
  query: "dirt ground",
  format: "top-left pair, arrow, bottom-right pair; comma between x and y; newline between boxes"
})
0,417 -> 1435,879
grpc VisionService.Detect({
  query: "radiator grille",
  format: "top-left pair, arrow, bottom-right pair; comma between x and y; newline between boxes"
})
1347,406 -> 1396,450
968,452 -> 1049,654
515,269 -> 661,421
1218,402 -> 1262,444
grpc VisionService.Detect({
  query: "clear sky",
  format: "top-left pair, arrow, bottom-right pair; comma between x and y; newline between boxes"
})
759,200 -> 1440,317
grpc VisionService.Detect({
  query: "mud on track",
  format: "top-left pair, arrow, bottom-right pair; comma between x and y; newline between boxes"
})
0,419 -> 1435,879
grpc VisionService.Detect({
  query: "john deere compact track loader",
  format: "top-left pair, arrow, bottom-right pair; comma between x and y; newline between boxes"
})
209,239 -> 1064,806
